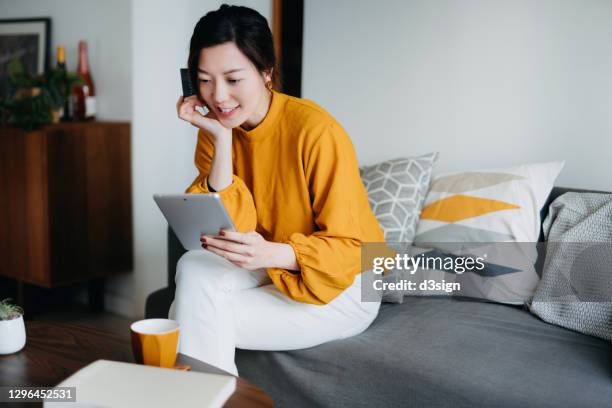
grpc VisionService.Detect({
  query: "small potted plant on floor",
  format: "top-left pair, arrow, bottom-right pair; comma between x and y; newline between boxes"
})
0,298 -> 26,355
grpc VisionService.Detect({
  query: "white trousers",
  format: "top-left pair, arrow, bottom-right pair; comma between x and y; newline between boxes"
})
168,249 -> 380,376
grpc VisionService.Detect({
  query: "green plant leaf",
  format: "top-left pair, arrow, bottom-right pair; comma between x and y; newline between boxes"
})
0,58 -> 85,131
0,298 -> 24,320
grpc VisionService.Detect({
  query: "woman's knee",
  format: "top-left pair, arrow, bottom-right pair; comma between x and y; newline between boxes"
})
174,251 -> 231,294
175,252 -> 199,288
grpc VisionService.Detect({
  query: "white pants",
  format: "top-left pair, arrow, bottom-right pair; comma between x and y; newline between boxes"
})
168,250 -> 380,376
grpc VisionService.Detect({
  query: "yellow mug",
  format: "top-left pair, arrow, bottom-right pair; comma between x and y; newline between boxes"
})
130,319 -> 179,368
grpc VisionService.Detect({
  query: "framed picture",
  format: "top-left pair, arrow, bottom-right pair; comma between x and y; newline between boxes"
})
0,17 -> 51,97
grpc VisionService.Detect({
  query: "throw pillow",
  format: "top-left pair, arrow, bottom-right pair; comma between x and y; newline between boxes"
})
529,192 -> 612,341
394,161 -> 565,305
360,152 -> 438,243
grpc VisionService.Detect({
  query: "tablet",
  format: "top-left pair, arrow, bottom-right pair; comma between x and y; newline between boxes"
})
153,193 -> 235,250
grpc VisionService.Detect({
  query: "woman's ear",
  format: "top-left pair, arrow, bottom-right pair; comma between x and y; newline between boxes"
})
263,68 -> 273,84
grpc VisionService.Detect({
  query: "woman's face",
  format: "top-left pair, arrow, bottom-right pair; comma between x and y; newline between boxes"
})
197,41 -> 272,130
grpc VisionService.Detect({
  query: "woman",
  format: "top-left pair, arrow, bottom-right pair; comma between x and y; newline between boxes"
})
169,4 -> 384,376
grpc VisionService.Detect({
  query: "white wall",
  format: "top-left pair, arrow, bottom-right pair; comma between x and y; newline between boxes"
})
303,0 -> 612,191
0,0 -> 132,120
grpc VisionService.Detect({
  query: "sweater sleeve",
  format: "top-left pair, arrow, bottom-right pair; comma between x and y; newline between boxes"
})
267,122 -> 384,305
186,130 -> 257,232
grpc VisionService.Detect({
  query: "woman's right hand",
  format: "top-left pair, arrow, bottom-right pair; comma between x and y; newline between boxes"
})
176,95 -> 231,142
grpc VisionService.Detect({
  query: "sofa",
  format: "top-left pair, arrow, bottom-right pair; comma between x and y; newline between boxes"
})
145,186 -> 612,407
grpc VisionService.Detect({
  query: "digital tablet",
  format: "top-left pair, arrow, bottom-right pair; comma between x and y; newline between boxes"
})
153,193 -> 235,250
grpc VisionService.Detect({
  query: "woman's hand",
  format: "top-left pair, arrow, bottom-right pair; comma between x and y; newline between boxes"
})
176,95 -> 231,142
201,230 -> 299,271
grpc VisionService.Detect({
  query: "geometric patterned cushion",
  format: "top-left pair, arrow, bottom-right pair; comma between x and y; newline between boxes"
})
408,161 -> 565,305
529,193 -> 612,341
360,152 -> 438,243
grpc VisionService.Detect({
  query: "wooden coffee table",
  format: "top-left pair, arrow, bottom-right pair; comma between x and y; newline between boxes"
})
0,321 -> 274,407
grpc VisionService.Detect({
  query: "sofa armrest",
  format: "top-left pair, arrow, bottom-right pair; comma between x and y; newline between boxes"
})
167,226 -> 188,289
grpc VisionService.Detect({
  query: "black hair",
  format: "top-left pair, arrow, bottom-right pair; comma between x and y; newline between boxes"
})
188,4 -> 277,97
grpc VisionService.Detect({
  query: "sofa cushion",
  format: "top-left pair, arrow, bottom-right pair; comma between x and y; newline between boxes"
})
360,152 -> 438,243
530,192 -> 612,341
236,297 -> 612,408
407,161 -> 564,305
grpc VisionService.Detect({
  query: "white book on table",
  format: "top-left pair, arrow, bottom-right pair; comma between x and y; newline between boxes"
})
43,359 -> 236,408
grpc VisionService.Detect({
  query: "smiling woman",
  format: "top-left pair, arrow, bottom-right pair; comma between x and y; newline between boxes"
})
195,42 -> 271,130
170,4 -> 385,377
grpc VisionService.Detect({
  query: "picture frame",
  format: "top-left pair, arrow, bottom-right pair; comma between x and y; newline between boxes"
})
0,17 -> 51,97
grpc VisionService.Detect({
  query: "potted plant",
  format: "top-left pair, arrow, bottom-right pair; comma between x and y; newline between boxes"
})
0,298 -> 26,355
0,58 -> 82,131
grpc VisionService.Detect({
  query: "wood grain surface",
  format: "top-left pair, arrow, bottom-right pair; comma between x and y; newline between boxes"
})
0,321 -> 274,407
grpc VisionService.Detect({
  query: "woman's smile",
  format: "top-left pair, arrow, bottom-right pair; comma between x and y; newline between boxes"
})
217,105 -> 240,117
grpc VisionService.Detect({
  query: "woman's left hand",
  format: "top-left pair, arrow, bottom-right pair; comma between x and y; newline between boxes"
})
201,230 -> 298,271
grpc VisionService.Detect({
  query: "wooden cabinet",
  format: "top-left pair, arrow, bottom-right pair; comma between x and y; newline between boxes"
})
0,122 -> 133,291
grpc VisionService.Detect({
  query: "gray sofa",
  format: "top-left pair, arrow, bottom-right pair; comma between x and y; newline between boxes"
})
145,187 -> 612,407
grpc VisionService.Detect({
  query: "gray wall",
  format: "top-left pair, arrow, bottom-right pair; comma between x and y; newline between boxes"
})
303,0 -> 612,190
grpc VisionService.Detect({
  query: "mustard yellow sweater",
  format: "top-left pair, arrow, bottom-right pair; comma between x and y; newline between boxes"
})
187,90 -> 384,305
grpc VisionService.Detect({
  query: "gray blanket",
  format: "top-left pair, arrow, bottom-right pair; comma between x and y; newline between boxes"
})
530,192 -> 612,341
